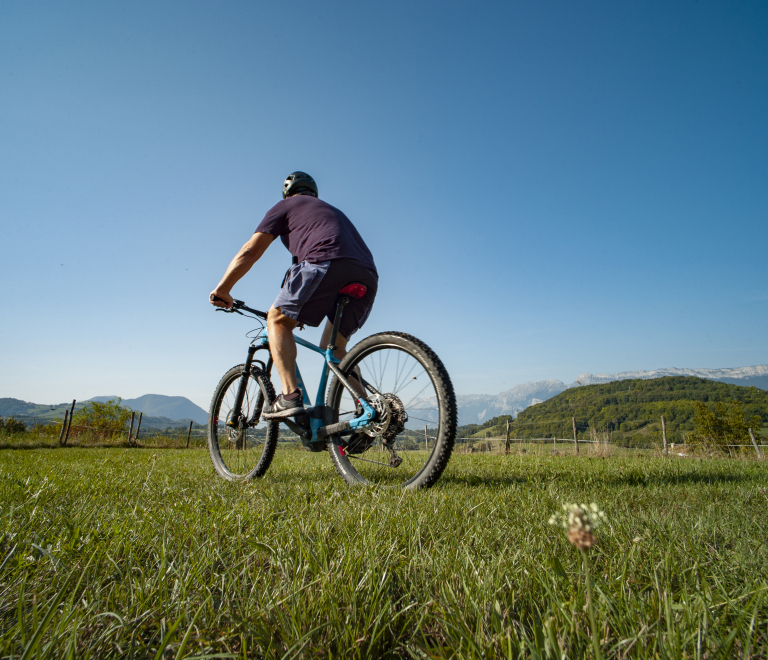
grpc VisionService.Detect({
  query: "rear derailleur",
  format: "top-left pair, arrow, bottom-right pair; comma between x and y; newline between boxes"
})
385,443 -> 403,468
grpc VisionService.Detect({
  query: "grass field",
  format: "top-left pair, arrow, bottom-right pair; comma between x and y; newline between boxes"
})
1,448 -> 767,658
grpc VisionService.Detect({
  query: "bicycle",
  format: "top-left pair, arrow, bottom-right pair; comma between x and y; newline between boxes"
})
207,284 -> 457,489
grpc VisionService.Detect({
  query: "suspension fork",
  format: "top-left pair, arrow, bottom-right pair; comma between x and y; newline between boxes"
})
247,354 -> 273,426
227,345 -> 256,428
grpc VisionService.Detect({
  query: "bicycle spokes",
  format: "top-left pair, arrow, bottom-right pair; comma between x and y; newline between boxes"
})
332,343 -> 444,487
209,366 -> 277,480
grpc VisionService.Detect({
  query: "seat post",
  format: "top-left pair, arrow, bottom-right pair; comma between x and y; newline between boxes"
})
327,295 -> 350,351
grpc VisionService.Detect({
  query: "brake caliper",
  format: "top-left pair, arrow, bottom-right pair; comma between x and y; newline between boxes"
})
349,398 -> 378,431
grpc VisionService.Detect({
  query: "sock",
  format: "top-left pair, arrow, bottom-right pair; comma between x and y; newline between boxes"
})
283,389 -> 301,402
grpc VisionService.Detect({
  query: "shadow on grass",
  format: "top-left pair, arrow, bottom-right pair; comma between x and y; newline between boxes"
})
436,474 -> 529,487
606,471 -> 761,487
0,442 -> 204,451
442,460 -> 764,489
0,441 -> 134,450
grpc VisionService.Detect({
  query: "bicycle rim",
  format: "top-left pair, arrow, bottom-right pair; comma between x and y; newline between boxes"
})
328,333 -> 454,488
209,367 -> 277,480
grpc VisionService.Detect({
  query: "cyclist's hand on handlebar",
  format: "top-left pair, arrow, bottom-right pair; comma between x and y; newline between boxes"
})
209,290 -> 233,309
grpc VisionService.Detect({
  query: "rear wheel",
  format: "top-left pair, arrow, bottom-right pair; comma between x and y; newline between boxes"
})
207,365 -> 279,480
327,332 -> 456,489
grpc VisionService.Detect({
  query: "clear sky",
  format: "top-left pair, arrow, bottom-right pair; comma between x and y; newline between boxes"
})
1,0 -> 767,409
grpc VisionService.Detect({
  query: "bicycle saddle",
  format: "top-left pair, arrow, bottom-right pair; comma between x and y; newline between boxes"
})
338,283 -> 367,299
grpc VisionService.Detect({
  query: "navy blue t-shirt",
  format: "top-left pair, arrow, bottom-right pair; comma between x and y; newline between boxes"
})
255,196 -> 377,272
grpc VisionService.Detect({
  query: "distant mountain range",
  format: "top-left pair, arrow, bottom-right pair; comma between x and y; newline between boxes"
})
455,380 -> 566,427
455,365 -> 768,426
4,365 -> 766,429
569,365 -> 768,390
0,394 -> 208,428
88,395 -> 208,424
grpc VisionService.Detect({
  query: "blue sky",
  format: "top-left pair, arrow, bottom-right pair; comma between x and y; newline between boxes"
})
1,0 -> 766,409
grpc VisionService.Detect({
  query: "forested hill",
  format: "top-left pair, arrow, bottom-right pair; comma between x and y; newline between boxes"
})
479,377 -> 768,445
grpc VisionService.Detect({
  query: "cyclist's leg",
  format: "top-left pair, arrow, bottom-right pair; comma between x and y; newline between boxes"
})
267,260 -> 331,398
267,306 -> 299,395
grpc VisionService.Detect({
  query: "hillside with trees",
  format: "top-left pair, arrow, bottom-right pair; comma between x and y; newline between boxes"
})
470,377 -> 768,446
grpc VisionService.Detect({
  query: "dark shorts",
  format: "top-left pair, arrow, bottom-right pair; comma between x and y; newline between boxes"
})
273,258 -> 378,338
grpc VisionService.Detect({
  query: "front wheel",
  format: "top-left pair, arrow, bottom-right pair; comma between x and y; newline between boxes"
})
207,364 -> 279,481
327,332 -> 456,489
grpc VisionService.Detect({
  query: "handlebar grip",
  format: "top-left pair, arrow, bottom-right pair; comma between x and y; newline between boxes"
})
211,295 -> 266,319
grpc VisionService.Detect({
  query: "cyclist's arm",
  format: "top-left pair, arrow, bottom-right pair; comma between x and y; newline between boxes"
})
210,232 -> 275,307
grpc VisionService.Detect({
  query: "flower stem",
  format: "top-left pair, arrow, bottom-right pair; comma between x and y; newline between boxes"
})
581,548 -> 601,660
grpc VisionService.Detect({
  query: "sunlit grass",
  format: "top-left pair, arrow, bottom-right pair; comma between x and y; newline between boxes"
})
1,449 -> 767,658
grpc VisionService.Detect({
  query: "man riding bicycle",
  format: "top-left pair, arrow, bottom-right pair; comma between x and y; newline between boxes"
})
209,171 -> 378,420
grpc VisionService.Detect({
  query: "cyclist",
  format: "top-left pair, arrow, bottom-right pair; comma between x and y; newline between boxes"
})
209,171 -> 378,419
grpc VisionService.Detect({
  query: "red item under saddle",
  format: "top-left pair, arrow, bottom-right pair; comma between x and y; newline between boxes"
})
339,283 -> 367,300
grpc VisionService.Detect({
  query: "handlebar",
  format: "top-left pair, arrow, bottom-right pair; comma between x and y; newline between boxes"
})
211,295 -> 268,320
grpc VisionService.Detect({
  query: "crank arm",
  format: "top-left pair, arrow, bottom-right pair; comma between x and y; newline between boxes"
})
317,399 -> 376,439
282,415 -> 312,441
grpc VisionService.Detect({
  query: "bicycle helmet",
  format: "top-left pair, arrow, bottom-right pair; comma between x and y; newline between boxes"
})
282,171 -> 318,199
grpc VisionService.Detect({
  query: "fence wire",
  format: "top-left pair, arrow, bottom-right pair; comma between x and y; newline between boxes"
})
3,412 -> 766,454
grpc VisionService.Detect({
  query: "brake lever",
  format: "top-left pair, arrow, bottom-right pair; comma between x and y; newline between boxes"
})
211,294 -> 240,312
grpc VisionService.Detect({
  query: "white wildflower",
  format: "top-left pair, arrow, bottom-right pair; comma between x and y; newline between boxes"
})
549,502 -> 606,550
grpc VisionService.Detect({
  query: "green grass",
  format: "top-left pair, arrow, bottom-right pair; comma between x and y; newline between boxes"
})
1,449 -> 767,658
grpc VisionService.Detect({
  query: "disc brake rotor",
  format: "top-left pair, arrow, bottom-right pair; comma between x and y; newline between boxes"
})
361,393 -> 408,444
363,394 -> 391,438
225,410 -> 246,449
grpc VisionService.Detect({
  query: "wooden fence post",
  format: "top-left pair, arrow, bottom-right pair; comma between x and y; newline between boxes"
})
424,425 -> 428,452
749,428 -> 763,460
63,399 -> 76,445
135,413 -> 143,442
58,410 -> 68,446
187,420 -> 193,448
572,417 -> 579,455
505,419 -> 510,455
127,412 -> 136,446
661,416 -> 668,456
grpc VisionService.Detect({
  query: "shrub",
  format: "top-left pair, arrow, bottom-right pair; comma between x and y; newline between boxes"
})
689,400 -> 760,452
0,417 -> 26,435
70,398 -> 132,441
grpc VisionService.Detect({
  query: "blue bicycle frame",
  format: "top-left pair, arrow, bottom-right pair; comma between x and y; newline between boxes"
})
217,292 -> 377,449
253,327 -> 376,447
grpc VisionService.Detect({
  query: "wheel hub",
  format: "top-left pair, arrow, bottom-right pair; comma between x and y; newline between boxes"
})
363,394 -> 391,437
362,393 -> 408,444
225,410 -> 246,449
